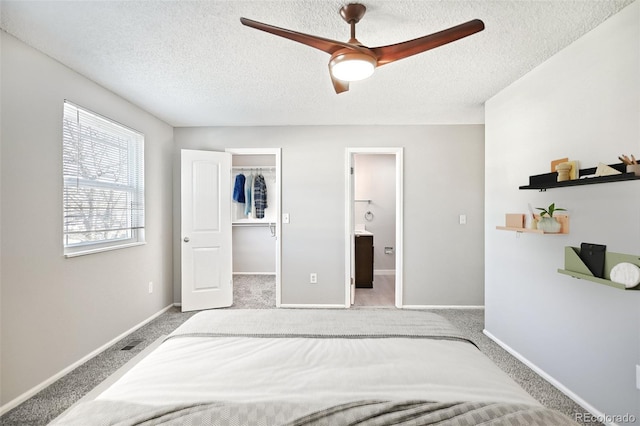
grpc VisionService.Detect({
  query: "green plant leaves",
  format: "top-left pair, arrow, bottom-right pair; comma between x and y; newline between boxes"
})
535,202 -> 566,217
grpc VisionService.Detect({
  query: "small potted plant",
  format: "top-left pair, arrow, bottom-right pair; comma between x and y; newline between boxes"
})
535,202 -> 566,233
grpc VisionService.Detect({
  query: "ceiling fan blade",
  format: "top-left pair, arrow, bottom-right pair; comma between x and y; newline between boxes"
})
371,19 -> 484,66
240,17 -> 367,56
329,71 -> 350,94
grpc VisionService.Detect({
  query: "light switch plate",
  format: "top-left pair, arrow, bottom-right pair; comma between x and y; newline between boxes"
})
459,214 -> 467,225
283,213 -> 290,224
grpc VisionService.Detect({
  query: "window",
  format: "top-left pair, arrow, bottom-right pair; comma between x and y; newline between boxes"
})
63,101 -> 144,257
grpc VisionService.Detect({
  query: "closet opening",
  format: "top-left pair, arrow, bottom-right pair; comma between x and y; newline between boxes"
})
227,148 -> 281,308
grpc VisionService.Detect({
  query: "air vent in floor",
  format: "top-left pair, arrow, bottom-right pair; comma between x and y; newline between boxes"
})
121,339 -> 143,351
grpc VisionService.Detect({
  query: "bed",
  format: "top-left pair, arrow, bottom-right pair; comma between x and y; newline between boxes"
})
52,309 -> 578,425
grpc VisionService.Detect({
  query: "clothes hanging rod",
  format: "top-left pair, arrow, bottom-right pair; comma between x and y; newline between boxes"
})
355,199 -> 372,204
232,166 -> 276,171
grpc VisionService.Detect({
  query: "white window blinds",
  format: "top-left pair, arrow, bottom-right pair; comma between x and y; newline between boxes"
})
63,101 -> 145,256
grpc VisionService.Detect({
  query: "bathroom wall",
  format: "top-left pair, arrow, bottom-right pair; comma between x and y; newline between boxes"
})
354,154 -> 396,273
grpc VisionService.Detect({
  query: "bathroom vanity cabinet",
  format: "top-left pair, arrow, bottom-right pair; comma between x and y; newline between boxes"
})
355,234 -> 374,288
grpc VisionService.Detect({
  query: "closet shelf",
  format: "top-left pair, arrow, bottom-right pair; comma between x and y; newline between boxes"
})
232,166 -> 276,172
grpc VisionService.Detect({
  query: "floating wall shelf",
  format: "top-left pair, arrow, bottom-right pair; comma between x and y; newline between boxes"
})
496,214 -> 569,234
558,246 -> 640,291
519,163 -> 640,191
495,226 -> 544,234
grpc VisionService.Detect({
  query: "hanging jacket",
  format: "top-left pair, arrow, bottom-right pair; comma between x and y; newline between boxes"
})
233,173 -> 246,203
253,174 -> 268,219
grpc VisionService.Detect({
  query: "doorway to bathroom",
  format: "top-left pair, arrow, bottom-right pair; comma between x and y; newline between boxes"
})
345,148 -> 403,308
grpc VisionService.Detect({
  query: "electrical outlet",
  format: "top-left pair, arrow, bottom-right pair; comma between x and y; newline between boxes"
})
459,214 -> 467,225
283,213 -> 290,224
310,273 -> 317,284
148,282 -> 153,293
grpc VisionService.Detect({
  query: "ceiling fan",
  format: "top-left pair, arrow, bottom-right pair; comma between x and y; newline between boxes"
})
240,3 -> 484,94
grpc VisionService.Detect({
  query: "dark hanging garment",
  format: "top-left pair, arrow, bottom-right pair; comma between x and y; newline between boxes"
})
253,174 -> 268,218
233,173 -> 246,203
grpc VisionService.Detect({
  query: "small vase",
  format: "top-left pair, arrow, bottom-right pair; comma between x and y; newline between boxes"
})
556,162 -> 572,182
537,217 -> 561,233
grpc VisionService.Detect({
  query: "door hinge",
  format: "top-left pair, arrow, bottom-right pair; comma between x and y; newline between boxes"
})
350,167 -> 354,175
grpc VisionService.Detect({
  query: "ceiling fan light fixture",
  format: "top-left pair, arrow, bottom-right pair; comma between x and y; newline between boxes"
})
329,51 -> 376,82
241,3 -> 485,93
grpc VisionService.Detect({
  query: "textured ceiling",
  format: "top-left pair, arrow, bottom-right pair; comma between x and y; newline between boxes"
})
0,0 -> 635,126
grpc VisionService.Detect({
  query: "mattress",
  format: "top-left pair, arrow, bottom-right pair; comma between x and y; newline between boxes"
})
52,309 -> 579,425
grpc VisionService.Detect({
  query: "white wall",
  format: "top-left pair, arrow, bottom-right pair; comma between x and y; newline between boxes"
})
485,1 -> 639,420
354,154 -> 396,273
173,125 -> 485,307
0,32 -> 174,407
232,227 -> 276,273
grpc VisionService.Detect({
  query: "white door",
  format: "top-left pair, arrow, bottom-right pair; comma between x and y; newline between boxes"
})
181,149 -> 233,312
348,156 -> 356,305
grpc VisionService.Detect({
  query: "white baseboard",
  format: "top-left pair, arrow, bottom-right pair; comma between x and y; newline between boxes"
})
482,329 -> 612,425
0,304 -> 174,416
403,305 -> 485,310
176,302 -> 346,310
232,272 -> 275,275
279,303 -> 346,309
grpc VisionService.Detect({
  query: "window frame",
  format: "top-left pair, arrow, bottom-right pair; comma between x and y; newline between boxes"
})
62,101 -> 145,257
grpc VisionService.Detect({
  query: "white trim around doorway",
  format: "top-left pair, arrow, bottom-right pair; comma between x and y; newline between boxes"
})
345,147 -> 403,308
225,147 -> 282,307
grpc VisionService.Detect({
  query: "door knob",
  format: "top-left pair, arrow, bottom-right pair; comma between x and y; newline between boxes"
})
183,237 -> 190,243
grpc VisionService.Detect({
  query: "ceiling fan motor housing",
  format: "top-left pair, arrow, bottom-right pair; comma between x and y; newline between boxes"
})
340,3 -> 367,24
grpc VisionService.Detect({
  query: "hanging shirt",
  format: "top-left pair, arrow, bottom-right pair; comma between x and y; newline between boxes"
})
232,173 -> 246,203
253,174 -> 268,219
244,173 -> 254,217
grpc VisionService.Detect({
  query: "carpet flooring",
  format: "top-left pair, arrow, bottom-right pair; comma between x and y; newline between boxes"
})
1,275 -> 601,426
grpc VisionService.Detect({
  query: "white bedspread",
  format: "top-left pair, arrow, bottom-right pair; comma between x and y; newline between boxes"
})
94,310 -> 539,409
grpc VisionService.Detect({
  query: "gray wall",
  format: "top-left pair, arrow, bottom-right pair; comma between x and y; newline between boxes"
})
485,1 -> 639,420
173,125 -> 485,307
0,33 -> 175,406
